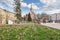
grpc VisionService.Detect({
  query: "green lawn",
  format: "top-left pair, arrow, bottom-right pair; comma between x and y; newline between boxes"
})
0,24 -> 60,40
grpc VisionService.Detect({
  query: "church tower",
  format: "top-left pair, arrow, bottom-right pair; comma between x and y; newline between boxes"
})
30,4 -> 32,11
29,4 -> 36,22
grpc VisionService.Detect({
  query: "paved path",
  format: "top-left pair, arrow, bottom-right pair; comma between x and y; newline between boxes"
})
41,23 -> 60,30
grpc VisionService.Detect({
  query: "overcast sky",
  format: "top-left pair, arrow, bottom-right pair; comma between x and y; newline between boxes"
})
0,0 -> 60,16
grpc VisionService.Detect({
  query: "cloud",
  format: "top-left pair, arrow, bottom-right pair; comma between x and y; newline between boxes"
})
45,9 -> 60,14
0,0 -> 24,8
0,0 -> 39,10
0,4 -> 4,8
39,0 -> 60,14
0,0 -> 5,2
50,10 -> 60,13
4,0 -> 15,8
21,2 -> 27,7
0,0 -> 15,8
21,2 -> 39,9
28,3 -> 39,9
40,0 -> 56,5
21,0 -> 23,1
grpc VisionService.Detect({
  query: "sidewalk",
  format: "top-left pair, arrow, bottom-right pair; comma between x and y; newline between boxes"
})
41,23 -> 60,30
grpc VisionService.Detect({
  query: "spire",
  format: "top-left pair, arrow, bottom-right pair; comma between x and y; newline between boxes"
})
30,4 -> 32,11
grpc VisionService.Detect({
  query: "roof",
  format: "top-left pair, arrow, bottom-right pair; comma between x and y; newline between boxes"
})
0,7 -> 15,14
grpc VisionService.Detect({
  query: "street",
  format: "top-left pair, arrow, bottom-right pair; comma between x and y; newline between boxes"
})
41,23 -> 60,29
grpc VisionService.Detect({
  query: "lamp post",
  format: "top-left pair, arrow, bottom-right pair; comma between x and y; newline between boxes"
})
49,15 -> 51,21
55,13 -> 57,22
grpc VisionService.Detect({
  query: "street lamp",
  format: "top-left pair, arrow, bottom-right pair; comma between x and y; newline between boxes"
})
55,13 -> 57,22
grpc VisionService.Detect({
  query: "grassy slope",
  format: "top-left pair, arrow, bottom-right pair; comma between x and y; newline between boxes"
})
0,24 -> 60,40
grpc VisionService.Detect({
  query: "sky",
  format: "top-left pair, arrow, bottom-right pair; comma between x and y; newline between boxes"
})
0,0 -> 60,16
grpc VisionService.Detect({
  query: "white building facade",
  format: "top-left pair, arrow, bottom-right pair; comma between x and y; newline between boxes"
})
49,13 -> 60,23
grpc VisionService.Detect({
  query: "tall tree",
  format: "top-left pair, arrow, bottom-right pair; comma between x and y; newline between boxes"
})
14,0 -> 22,23
28,13 -> 32,22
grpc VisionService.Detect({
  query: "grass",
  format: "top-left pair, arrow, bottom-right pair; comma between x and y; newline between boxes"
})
0,23 -> 60,40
